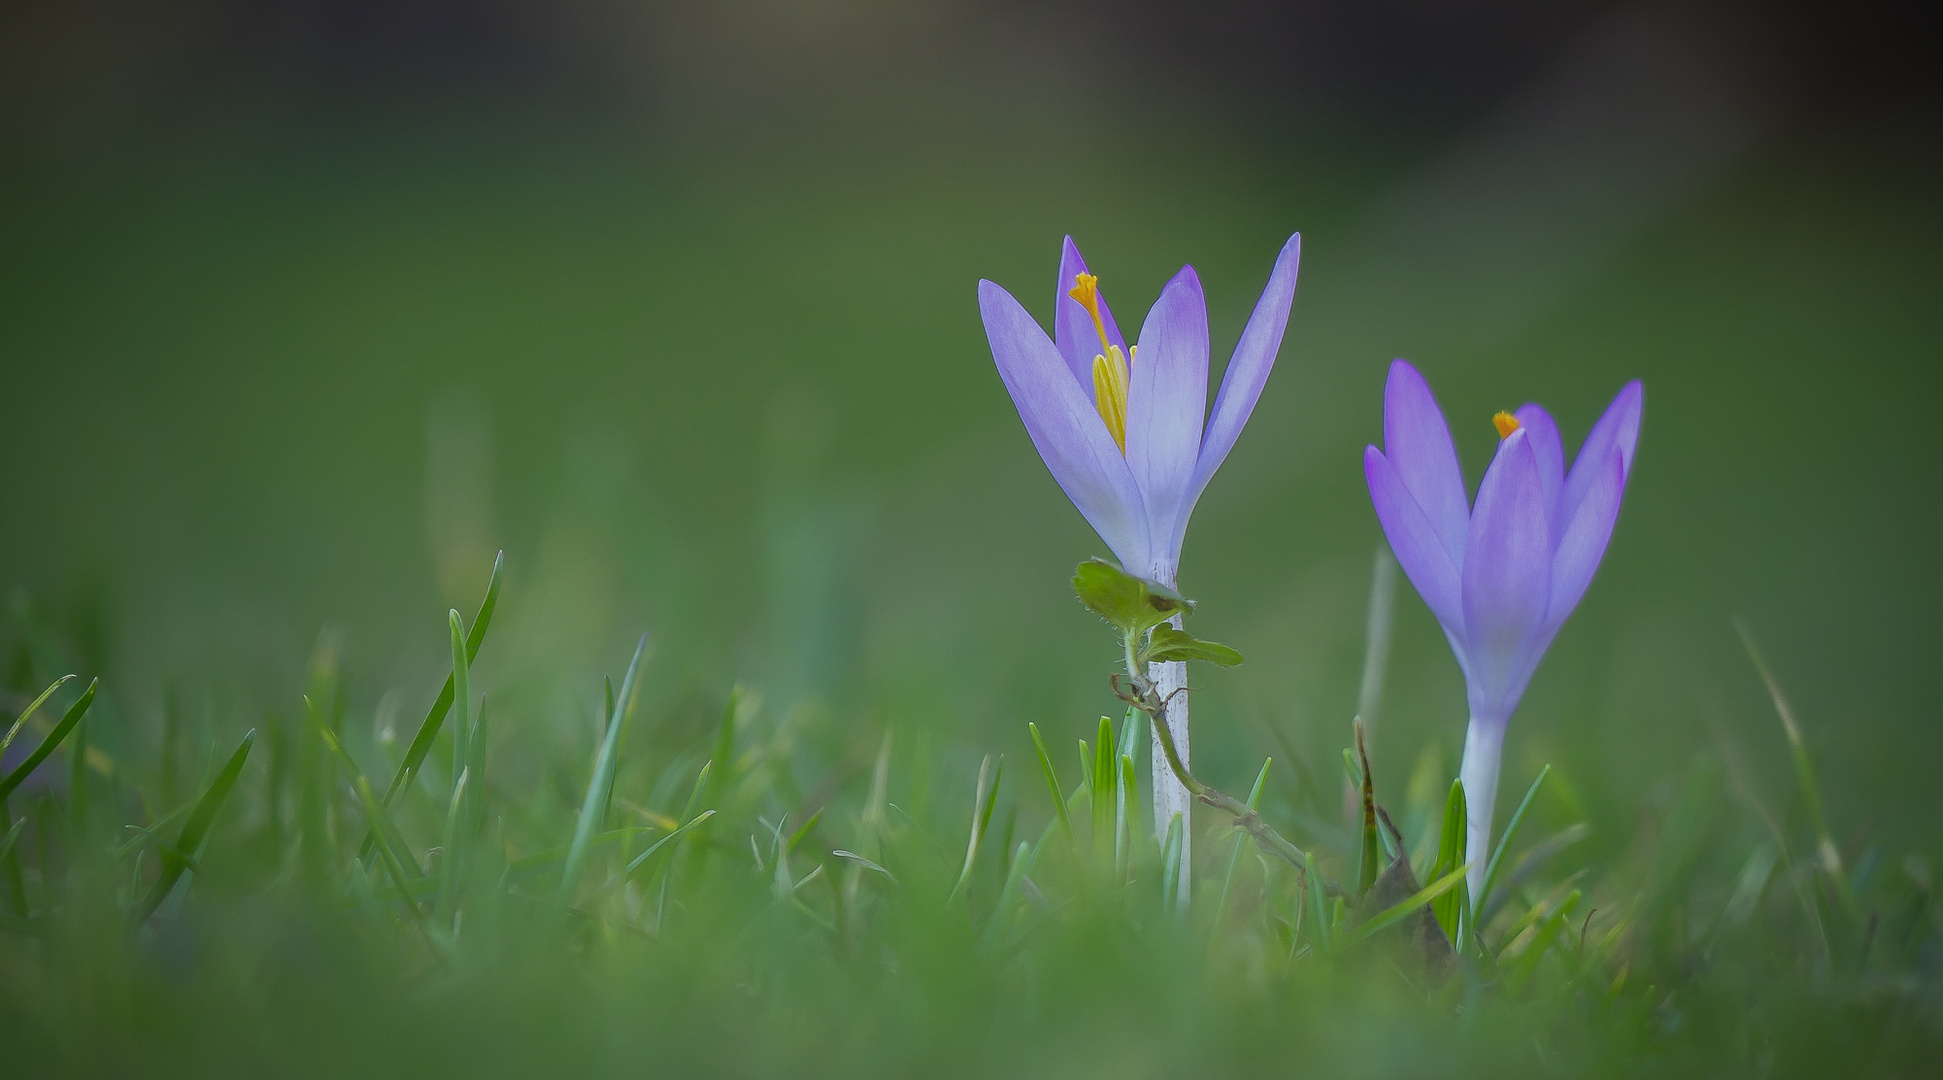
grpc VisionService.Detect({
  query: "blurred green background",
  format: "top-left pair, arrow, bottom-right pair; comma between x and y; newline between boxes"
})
1,0 -> 1937,861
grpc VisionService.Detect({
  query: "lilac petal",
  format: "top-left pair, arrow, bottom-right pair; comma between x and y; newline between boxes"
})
1513,403 -> 1565,542
980,279 -> 1151,569
1126,266 -> 1209,568
1384,360 -> 1469,567
1563,380 -> 1643,523
1460,429 -> 1552,719
1054,236 -> 1131,392
1183,232 -> 1300,513
1367,446 -> 1465,633
1546,440 -> 1624,633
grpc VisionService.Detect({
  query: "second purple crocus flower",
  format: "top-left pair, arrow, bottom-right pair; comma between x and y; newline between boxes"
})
1365,360 -> 1641,896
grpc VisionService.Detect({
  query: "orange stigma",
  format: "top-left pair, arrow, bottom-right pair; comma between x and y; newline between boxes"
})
1492,411 -> 1521,439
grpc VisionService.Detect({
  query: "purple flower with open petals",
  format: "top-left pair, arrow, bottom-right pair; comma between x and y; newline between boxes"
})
979,233 -> 1300,892
1364,359 -> 1641,893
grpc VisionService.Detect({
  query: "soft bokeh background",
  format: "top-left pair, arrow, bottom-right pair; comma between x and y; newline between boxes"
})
1,0 -> 1937,857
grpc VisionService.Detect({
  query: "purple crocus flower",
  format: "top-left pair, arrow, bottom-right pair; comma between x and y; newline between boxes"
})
979,233 -> 1300,893
1364,359 -> 1641,895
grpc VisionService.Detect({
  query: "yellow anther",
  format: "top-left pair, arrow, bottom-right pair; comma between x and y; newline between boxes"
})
1093,346 -> 1130,453
1493,411 -> 1521,439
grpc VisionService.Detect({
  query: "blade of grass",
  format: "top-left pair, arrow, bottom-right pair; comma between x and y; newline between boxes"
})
136,727 -> 254,922
347,774 -> 440,941
1116,754 -> 1135,880
946,754 -> 995,906
1355,720 -> 1379,897
978,841 -> 1036,956
620,810 -> 717,881
1,679 -> 98,801
1159,812 -> 1185,920
433,769 -> 469,928
1504,889 -> 1581,994
1432,779 -> 1469,943
1737,620 -> 1862,921
0,674 -> 75,756
1092,717 -> 1114,859
1028,723 -> 1072,847
309,703 -> 423,879
368,552 -> 503,830
556,633 -> 650,906
447,611 -> 473,827
1304,850 -> 1332,954
1212,759 -> 1272,937
1474,764 -> 1550,923
1353,862 -> 1470,942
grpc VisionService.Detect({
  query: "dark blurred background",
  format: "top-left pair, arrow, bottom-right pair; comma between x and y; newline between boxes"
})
1,1 -> 1937,850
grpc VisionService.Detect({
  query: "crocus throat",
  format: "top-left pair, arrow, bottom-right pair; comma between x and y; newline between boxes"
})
1492,411 -> 1521,439
1070,273 -> 1133,454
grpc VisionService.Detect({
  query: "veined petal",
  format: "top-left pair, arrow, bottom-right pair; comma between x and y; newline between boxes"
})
1366,446 -> 1464,633
1126,266 -> 1209,566
1384,360 -> 1469,567
1460,429 -> 1552,719
1547,440 -> 1624,633
1183,232 -> 1300,518
1054,236 -> 1131,391
980,279 -> 1151,569
1513,403 -> 1565,542
1564,380 -> 1643,523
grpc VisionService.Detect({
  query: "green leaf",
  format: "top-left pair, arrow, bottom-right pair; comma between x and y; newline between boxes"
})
557,633 -> 650,906
1353,862 -> 1470,942
1027,723 -> 1072,846
1072,558 -> 1193,633
0,674 -> 75,757
364,551 -> 503,860
1303,851 -> 1332,954
1141,625 -> 1243,667
1431,779 -> 1468,943
1,678 -> 97,801
947,754 -> 997,905
136,727 -> 254,922
1354,724 -> 1379,898
621,811 -> 717,880
1092,717 -> 1115,858
1213,758 -> 1273,934
1474,764 -> 1550,924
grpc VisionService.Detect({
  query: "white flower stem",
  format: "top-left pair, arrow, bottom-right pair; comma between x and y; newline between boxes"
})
1459,716 -> 1507,899
1144,558 -> 1190,910
1150,654 -> 1190,909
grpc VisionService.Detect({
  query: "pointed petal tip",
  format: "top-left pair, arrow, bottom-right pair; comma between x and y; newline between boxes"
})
1162,263 -> 1204,296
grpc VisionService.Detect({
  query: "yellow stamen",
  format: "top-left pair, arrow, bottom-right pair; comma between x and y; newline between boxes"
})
1071,273 -> 1132,454
1493,411 -> 1521,439
1093,346 -> 1130,452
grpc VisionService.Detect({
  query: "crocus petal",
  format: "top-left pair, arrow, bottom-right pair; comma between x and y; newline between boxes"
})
980,279 -> 1151,569
1563,380 -> 1643,523
1460,429 -> 1552,719
1513,403 -> 1565,542
1054,236 -> 1131,392
1366,446 -> 1465,633
1126,266 -> 1209,568
1384,360 -> 1469,567
1546,440 -> 1624,633
1183,232 -> 1300,516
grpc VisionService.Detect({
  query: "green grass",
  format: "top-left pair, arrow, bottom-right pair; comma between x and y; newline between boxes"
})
0,551 -> 1935,1078
1,100 -> 1938,1077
